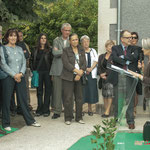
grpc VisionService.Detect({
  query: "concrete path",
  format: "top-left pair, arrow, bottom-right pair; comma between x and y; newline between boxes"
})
0,113 -> 102,150
0,112 -> 149,150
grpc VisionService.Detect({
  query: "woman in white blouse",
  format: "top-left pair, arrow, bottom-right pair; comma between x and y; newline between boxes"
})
81,35 -> 98,116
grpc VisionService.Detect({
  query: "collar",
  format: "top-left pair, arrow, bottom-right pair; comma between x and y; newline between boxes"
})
61,36 -> 69,41
121,43 -> 128,51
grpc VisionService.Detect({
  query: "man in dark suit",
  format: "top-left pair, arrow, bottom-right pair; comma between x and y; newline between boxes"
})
112,30 -> 139,129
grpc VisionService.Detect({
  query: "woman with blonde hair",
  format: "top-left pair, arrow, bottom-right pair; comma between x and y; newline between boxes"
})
97,40 -> 115,118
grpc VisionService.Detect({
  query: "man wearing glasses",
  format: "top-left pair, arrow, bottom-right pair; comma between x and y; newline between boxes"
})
50,23 -> 72,119
111,30 -> 139,129
131,32 -> 144,117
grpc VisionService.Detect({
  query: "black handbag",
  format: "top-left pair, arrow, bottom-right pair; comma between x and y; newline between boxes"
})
0,46 -> 8,80
81,73 -> 88,85
98,78 -> 102,89
143,121 -> 150,141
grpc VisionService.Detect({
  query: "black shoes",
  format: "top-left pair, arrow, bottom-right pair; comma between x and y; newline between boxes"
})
43,113 -> 50,117
35,113 -> 42,117
52,113 -> 60,119
101,114 -> 109,118
11,111 -> 16,117
88,112 -> 93,116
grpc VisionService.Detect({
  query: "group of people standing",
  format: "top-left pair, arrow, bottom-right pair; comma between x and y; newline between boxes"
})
0,23 -> 150,131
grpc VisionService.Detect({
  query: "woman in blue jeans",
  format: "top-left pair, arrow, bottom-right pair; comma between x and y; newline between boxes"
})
30,33 -> 53,117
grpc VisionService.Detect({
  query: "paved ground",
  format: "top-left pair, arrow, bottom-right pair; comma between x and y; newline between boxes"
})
0,90 -> 150,150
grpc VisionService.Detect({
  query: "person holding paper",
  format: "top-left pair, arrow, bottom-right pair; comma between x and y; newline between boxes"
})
112,30 -> 139,129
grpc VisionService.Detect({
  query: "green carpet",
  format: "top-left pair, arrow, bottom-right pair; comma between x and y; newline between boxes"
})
0,125 -> 18,137
69,132 -> 150,150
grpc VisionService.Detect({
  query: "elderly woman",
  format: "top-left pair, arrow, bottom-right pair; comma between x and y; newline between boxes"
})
0,29 -> 40,131
129,38 -> 150,100
97,40 -> 115,118
61,33 -> 86,125
80,35 -> 98,116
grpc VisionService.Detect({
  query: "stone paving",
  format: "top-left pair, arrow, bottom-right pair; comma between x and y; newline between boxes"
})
0,89 -> 149,150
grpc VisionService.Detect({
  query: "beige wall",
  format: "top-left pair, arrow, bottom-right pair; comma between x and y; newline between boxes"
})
98,0 -> 117,55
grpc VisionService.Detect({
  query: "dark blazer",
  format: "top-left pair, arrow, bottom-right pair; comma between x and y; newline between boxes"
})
30,47 -> 53,72
143,62 -> 150,98
97,53 -> 117,85
61,45 -> 86,81
112,45 -> 139,72
111,44 -> 139,85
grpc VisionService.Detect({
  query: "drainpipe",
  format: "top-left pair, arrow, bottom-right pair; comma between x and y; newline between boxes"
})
117,0 -> 121,45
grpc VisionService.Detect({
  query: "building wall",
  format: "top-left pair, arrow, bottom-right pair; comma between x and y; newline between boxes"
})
98,0 -> 150,105
99,0 -> 150,52
109,0 -> 150,46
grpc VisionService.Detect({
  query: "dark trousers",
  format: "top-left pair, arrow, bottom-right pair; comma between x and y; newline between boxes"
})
0,80 -> 2,112
1,76 -> 35,128
10,68 -> 31,113
62,79 -> 83,122
113,75 -> 135,125
36,71 -> 51,114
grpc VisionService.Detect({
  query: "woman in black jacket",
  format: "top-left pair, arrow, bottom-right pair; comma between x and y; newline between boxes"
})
30,33 -> 53,117
97,40 -> 115,118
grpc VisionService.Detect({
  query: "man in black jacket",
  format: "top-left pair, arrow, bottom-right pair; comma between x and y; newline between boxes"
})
112,30 -> 139,129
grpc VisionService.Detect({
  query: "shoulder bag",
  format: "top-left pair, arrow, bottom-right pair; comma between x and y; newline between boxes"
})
0,46 -> 9,80
31,53 -> 45,88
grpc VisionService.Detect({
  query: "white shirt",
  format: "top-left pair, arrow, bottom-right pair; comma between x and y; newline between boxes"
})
85,48 -> 98,78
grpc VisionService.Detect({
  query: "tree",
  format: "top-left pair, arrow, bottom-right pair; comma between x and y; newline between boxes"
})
1,0 -> 98,50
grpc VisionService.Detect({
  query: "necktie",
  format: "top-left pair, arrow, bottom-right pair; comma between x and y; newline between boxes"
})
123,47 -> 127,70
124,47 -> 127,55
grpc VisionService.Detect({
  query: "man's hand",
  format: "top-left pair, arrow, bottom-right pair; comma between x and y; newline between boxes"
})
54,47 -> 58,51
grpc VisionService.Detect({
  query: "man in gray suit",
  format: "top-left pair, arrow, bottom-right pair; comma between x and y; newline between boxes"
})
50,23 -> 71,119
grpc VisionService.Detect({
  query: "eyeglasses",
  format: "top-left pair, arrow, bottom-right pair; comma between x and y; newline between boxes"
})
63,30 -> 71,32
122,37 -> 132,39
132,37 -> 138,39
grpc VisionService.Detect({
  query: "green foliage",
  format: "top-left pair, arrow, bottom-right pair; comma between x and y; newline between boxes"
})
1,0 -> 37,22
1,0 -> 98,50
91,118 -> 117,150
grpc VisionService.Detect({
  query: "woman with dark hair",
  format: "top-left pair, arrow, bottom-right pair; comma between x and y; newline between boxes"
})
30,33 -> 53,117
61,33 -> 86,125
0,28 -> 40,131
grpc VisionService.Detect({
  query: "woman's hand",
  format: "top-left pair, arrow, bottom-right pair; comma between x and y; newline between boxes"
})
128,69 -> 143,80
138,60 -> 144,70
77,69 -> 84,76
14,73 -> 22,83
128,70 -> 139,78
100,72 -> 107,80
86,68 -> 92,75
74,75 -> 81,81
